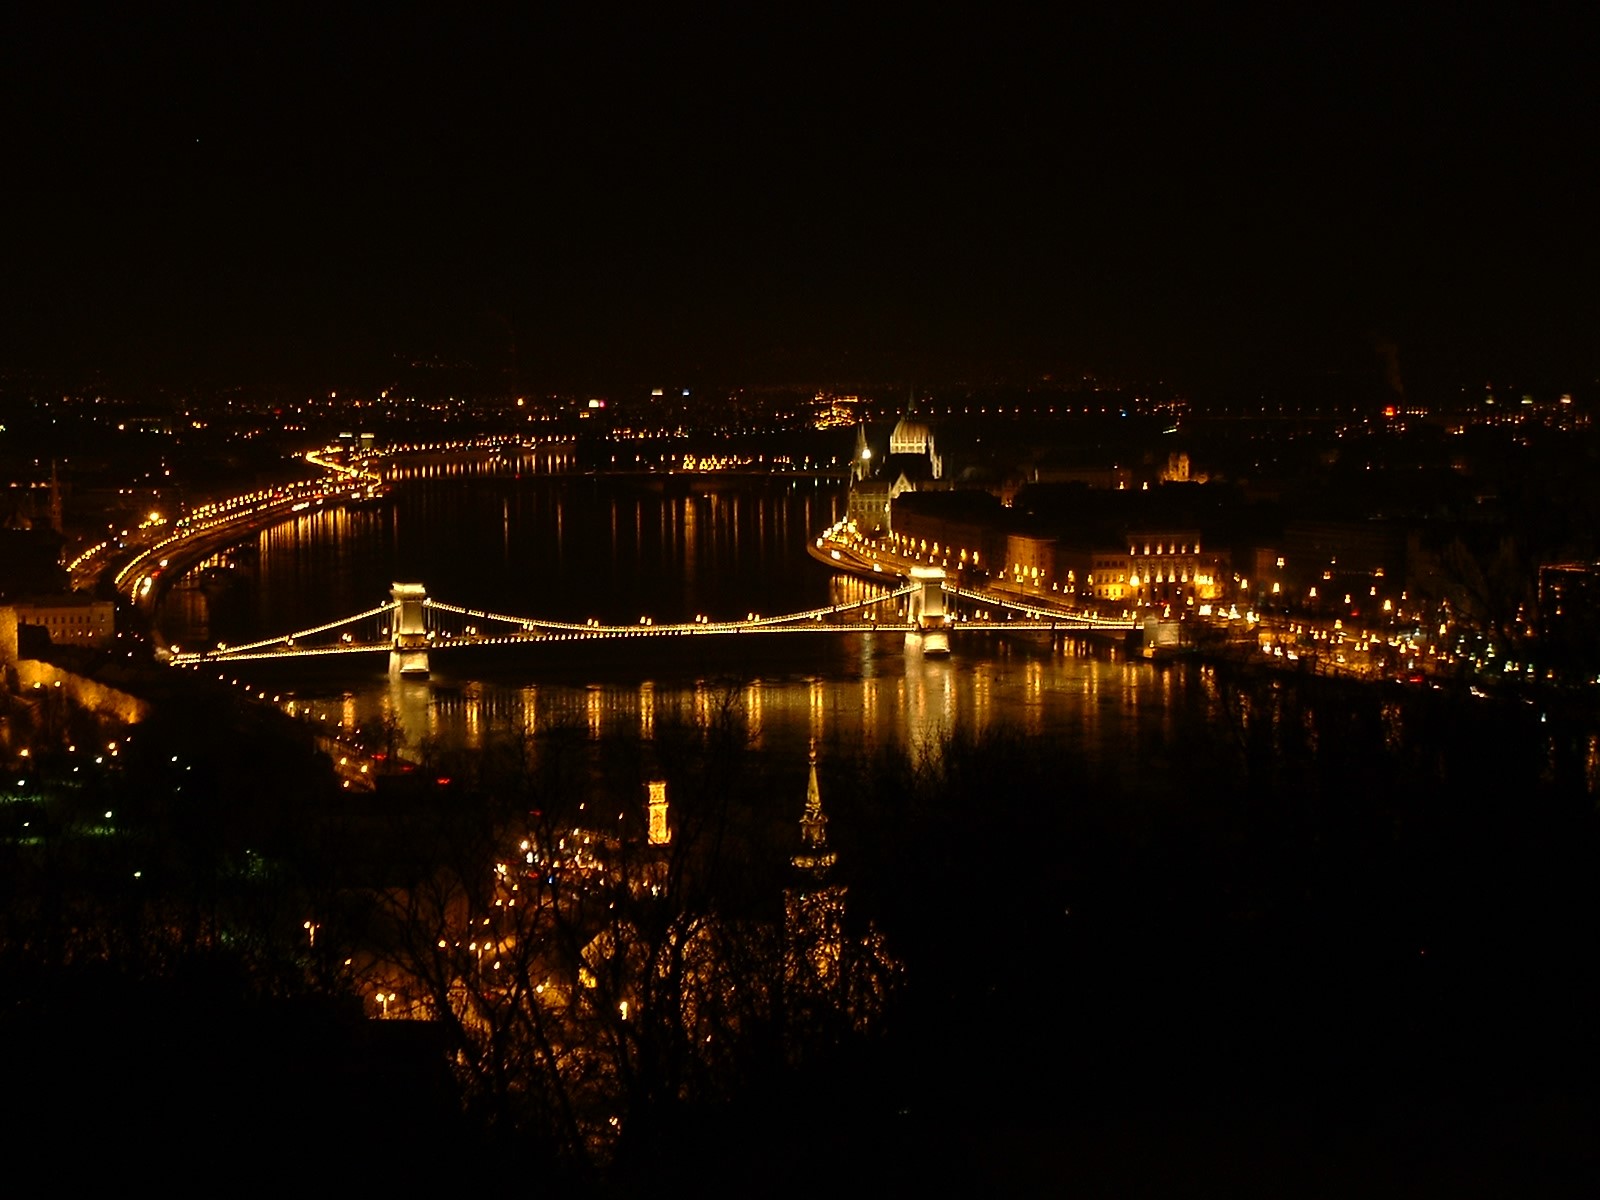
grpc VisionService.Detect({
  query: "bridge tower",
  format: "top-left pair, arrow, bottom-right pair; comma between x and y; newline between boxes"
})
390,582 -> 430,677
906,566 -> 950,655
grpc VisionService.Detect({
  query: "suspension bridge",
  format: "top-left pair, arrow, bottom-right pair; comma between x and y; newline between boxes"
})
165,571 -> 1137,676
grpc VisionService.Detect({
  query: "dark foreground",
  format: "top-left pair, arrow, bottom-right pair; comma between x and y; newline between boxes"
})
5,664 -> 1598,1195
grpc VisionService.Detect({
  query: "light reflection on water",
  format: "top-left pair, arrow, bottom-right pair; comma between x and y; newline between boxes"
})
328,631 -> 1156,777
164,468 -> 1591,802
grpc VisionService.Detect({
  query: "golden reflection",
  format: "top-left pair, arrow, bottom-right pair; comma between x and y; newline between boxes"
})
967,662 -> 992,734
683,497 -> 698,580
639,681 -> 655,741
1121,661 -> 1141,716
517,684 -> 539,737
1159,665 -> 1175,745
1081,660 -> 1101,746
1024,659 -> 1043,736
385,676 -> 431,759
743,680 -> 763,745
904,659 -> 949,765
463,682 -> 483,751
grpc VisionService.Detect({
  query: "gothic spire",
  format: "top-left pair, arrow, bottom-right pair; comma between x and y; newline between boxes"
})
792,739 -> 837,877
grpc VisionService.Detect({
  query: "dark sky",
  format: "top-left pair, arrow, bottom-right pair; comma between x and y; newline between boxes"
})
4,8 -> 1596,394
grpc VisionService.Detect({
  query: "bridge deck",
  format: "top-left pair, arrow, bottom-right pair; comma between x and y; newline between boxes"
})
168,583 -> 1135,666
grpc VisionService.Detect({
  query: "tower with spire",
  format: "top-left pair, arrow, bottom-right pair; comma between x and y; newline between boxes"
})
785,741 -> 846,995
851,422 -> 872,484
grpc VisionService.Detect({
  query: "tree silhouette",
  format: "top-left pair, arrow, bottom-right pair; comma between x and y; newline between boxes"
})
350,699 -> 899,1175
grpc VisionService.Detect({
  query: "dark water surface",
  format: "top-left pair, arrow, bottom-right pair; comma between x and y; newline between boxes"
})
159,459 -> 1220,777
157,459 -> 1600,801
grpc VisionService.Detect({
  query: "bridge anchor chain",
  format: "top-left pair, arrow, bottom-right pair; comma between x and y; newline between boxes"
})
905,566 -> 950,656
390,582 -> 430,677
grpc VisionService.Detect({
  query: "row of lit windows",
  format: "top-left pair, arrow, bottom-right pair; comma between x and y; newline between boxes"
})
1130,540 -> 1199,555
1091,573 -> 1204,588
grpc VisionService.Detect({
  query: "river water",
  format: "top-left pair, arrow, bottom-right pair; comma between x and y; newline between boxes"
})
154,454 -> 1231,784
156,451 -> 1600,804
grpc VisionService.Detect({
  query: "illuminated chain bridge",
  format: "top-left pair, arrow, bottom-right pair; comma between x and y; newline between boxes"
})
167,572 -> 1136,676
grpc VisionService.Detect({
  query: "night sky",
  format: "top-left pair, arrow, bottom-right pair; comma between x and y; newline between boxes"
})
4,9 -> 1596,394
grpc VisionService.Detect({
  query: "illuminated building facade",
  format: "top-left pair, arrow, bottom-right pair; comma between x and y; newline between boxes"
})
885,490 -> 1228,610
1122,530 -> 1221,609
846,477 -> 898,536
886,491 -> 1004,576
1004,531 -> 1059,591
3,595 -> 115,651
1088,550 -> 1135,603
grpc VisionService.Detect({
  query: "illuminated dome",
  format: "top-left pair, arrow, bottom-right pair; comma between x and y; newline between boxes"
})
889,417 -> 932,457
886,415 -> 942,481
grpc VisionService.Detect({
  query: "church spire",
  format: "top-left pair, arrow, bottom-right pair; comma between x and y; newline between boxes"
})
792,739 -> 837,878
852,422 -> 871,483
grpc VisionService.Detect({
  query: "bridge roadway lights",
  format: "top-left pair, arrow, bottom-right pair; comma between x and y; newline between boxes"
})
390,582 -> 430,677
906,566 -> 950,656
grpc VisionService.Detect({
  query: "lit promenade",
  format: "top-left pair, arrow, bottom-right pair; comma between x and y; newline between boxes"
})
811,524 -> 1138,631
112,448 -> 385,607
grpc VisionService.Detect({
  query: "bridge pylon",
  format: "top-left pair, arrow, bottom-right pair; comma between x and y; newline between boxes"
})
906,566 -> 950,655
390,582 -> 430,677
